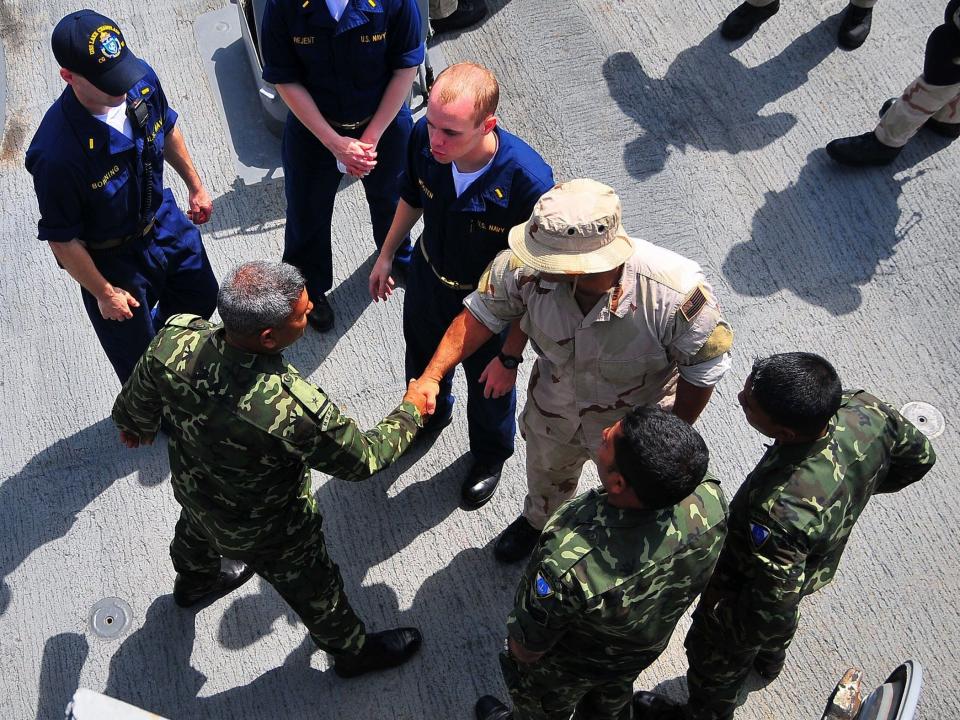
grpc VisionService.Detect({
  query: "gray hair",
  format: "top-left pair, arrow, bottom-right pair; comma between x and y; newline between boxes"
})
217,261 -> 305,336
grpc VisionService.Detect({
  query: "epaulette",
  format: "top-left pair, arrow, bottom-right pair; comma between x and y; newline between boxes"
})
280,370 -> 332,419
164,313 -> 212,331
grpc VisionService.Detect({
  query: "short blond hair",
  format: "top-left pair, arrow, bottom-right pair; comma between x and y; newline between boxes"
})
431,62 -> 499,124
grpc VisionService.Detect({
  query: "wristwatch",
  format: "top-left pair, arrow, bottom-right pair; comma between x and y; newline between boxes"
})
498,352 -> 523,370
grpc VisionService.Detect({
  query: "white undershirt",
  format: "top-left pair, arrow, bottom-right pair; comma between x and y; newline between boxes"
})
452,140 -> 498,197
326,0 -> 350,21
94,103 -> 133,139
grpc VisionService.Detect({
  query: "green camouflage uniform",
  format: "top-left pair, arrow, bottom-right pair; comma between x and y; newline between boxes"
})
112,315 -> 422,654
503,480 -> 729,720
684,391 -> 936,720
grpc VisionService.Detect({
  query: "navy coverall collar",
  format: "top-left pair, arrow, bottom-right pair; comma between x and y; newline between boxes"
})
60,86 -> 135,156
302,0 -> 384,33
60,75 -> 158,157
421,127 -> 517,213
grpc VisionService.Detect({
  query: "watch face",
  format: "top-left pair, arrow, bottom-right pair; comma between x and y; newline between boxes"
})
500,355 -> 520,369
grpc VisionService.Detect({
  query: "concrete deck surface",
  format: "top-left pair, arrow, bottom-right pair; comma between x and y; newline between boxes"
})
1,0 -> 957,718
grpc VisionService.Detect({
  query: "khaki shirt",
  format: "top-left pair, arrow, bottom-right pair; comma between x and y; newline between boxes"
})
464,239 -> 733,443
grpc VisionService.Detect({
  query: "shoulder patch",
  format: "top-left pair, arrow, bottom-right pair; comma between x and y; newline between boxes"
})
691,324 -> 734,363
534,572 -> 554,598
750,522 -> 771,549
680,285 -> 708,321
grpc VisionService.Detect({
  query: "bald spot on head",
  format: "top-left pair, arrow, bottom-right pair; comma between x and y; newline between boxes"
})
431,62 -> 500,125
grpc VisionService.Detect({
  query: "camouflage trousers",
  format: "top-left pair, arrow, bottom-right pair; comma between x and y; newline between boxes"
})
500,651 -> 656,720
170,506 -> 366,655
683,597 -> 799,720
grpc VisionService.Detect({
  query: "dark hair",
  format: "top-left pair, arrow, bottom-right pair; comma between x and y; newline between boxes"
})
749,352 -> 843,435
613,406 -> 709,509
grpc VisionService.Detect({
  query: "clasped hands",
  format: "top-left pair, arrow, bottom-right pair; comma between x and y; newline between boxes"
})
402,359 -> 517,422
331,134 -> 378,178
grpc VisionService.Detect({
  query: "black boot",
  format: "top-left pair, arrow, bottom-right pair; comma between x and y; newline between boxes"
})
753,650 -> 786,681
173,559 -> 255,608
333,627 -> 422,678
826,132 -> 901,166
720,0 -> 780,40
494,516 -> 541,563
461,461 -> 503,510
431,0 -> 488,35
838,4 -> 873,50
307,292 -> 334,332
632,691 -> 684,720
475,695 -> 513,720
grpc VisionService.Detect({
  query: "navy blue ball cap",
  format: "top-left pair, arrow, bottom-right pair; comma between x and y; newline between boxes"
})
51,10 -> 146,95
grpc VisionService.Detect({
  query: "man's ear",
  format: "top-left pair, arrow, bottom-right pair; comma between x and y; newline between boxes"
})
771,424 -> 799,443
606,470 -> 629,497
60,68 -> 73,85
481,115 -> 498,134
259,327 -> 278,351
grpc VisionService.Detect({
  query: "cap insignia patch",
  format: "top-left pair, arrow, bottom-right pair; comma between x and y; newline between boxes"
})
99,30 -> 122,59
534,572 -> 553,598
750,522 -> 771,549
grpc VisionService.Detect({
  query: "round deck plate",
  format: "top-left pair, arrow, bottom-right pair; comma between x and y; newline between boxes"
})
89,597 -> 133,640
900,402 -> 945,439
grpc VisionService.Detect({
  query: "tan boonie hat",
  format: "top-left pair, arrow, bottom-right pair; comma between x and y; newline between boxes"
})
507,178 -> 635,273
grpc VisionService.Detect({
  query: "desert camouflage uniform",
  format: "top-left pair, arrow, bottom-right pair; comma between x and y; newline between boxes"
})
112,315 -> 422,654
464,242 -> 733,529
683,391 -> 936,720
874,0 -> 960,147
503,481 -> 729,720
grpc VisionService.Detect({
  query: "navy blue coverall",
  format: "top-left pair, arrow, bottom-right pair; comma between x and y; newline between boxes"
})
399,118 -> 553,466
25,64 -> 218,382
260,0 -> 424,301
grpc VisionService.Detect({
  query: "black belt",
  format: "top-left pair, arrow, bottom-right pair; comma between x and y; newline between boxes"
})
85,217 -> 156,251
327,114 -> 374,131
420,241 -> 475,291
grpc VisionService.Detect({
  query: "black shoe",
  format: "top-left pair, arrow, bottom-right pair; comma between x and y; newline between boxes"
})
753,652 -> 786,680
632,691 -> 683,720
720,0 -> 780,39
881,97 -> 960,139
475,695 -> 513,720
837,4 -> 872,50
926,117 -> 960,139
307,292 -> 334,332
826,132 -> 901,166
494,516 -> 541,564
430,0 -> 488,34
461,461 -> 503,510
333,627 -> 422,678
173,559 -> 255,608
